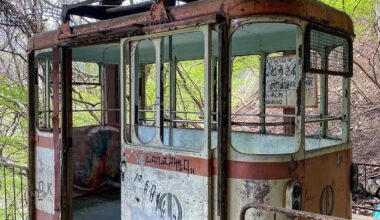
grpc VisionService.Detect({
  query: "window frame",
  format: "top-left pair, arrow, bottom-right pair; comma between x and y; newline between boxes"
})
121,25 -> 212,153
35,49 -> 53,132
228,20 -> 304,155
304,24 -> 353,77
71,61 -> 104,127
303,24 -> 353,148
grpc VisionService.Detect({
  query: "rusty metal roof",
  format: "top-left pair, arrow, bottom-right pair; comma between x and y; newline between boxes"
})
27,0 -> 354,51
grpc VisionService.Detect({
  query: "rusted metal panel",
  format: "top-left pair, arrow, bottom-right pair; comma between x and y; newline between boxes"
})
104,64 -> 121,124
303,148 -> 352,218
52,47 -> 61,215
61,47 -> 73,220
27,0 -> 354,51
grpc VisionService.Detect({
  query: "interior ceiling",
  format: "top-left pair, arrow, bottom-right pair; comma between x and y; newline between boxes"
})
36,23 -> 298,64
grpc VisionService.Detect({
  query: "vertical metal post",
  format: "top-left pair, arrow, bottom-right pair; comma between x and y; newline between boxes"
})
294,27 -> 305,155
342,77 -> 351,143
283,52 -> 296,135
217,18 -> 230,220
12,166 -> 17,219
4,167 -> 7,218
27,51 -> 36,220
320,50 -> 329,138
20,171 -> 25,219
52,47 -> 61,214
130,41 -> 140,143
139,63 -> 146,125
157,38 -> 164,141
45,59 -> 51,129
211,56 -> 218,130
100,63 -> 105,125
204,25 -> 212,149
259,52 -> 267,134
120,40 -> 127,144
203,25 -> 212,220
61,47 -> 73,220
169,36 -> 177,145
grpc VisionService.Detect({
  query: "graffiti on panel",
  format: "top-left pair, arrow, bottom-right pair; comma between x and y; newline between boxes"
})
240,180 -> 271,218
145,155 -> 195,175
35,147 -> 55,214
132,172 -> 183,220
73,126 -> 120,192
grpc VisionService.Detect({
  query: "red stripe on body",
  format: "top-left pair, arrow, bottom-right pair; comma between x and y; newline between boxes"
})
36,135 -> 54,149
125,149 -> 294,179
36,209 -> 59,220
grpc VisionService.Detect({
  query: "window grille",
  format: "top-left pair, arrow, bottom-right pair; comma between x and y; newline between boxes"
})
306,25 -> 352,76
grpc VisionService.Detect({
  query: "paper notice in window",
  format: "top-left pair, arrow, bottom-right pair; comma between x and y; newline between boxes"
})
265,56 -> 317,108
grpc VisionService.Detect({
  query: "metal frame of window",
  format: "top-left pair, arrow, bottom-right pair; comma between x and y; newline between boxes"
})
121,25 -> 212,152
304,24 -> 353,142
304,24 -> 353,77
228,21 -> 304,138
35,50 -> 53,131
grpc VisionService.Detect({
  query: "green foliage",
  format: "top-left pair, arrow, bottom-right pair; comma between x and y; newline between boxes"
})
231,55 -> 260,111
72,62 -> 102,127
319,0 -> 376,35
0,76 -> 28,164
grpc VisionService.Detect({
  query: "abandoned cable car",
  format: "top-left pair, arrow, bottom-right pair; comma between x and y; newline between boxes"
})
27,0 -> 354,219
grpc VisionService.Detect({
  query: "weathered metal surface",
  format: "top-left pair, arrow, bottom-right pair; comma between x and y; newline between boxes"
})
35,146 -> 55,214
217,17 -> 230,220
34,132 -> 60,220
27,51 -> 36,220
103,64 -> 120,124
27,0 -> 354,51
122,149 -> 210,220
27,1 -> 355,219
52,47 -> 61,215
303,147 -> 352,218
61,48 -> 73,220
149,0 -> 173,23
240,203 -> 348,220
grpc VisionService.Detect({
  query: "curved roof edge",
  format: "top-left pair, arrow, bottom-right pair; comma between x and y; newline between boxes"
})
27,0 -> 354,51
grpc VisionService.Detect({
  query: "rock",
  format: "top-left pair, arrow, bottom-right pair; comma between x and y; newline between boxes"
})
365,179 -> 380,196
375,178 -> 380,186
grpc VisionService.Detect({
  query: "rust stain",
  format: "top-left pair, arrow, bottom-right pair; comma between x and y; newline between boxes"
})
27,0 -> 354,51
